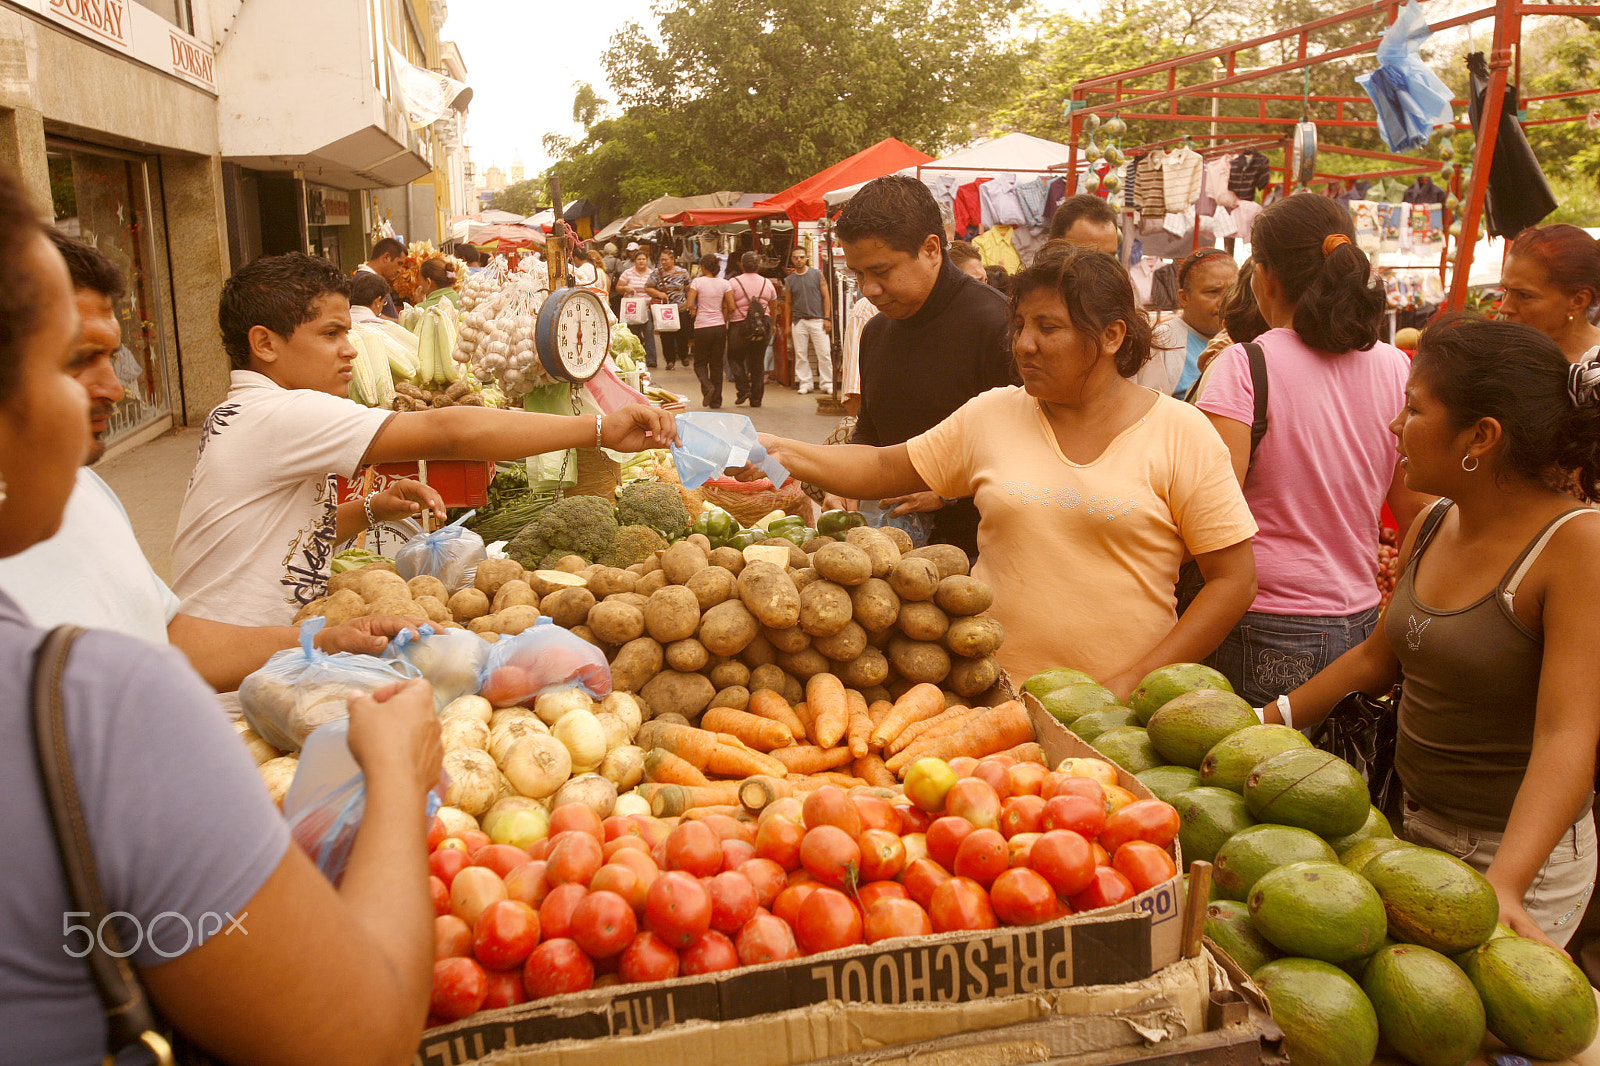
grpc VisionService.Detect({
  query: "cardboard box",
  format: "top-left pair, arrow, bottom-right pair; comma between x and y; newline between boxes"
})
415,690 -> 1189,1066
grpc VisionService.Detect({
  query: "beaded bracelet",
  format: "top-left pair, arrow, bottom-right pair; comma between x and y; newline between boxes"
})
363,490 -> 380,529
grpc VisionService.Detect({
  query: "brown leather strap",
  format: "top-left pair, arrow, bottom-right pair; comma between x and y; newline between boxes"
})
30,625 -> 165,1058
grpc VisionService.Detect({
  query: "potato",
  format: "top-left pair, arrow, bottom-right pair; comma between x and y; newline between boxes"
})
587,566 -> 638,598
888,636 -> 951,684
898,600 -> 950,642
707,546 -> 746,574
686,566 -> 737,611
761,624 -> 810,654
836,647 -> 891,689
948,654 -> 1001,697
492,579 -> 540,613
879,525 -> 914,553
708,659 -> 751,690
472,558 -> 523,599
358,569 -> 409,603
528,569 -> 588,597
737,561 -> 801,629
495,604 -> 542,634
316,588 -> 366,625
448,587 -> 491,623
552,555 -> 589,574
699,599 -> 759,657
686,533 -> 713,553
607,591 -> 651,611
711,685 -> 751,711
849,578 -> 901,633
888,557 -> 941,602
638,553 -> 664,574
369,595 -> 421,619
570,624 -> 606,650
801,536 -> 834,555
812,541 -> 872,586
468,615 -> 498,634
414,594 -> 453,626
780,670 -> 805,705
944,616 -> 1004,658
813,619 -> 868,662
610,636 -> 664,692
635,569 -> 670,597
293,596 -> 329,623
756,539 -> 809,569
776,647 -> 830,679
588,600 -> 646,646
542,586 -> 597,628
790,567 -> 822,593
643,585 -> 701,643
640,669 -> 717,720
862,685 -> 892,706
739,632 -> 779,668
748,663 -> 789,695
934,575 -> 994,616
844,526 -> 901,578
408,575 -> 451,603
661,540 -> 710,586
906,543 -> 970,579
327,569 -> 363,595
664,638 -> 710,673
626,562 -> 649,576
800,579 -> 858,639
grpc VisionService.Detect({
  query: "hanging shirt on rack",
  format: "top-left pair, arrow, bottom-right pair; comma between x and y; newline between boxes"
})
1016,176 -> 1051,227
973,225 -> 1023,274
979,175 -> 1029,227
1134,151 -> 1169,218
924,174 -> 961,210
1205,156 -> 1238,210
1228,151 -> 1272,202
1011,224 -> 1047,266
953,179 -> 988,238
1043,176 -> 1068,220
1162,148 -> 1204,212
1232,200 -> 1264,243
1125,160 -> 1138,208
1402,176 -> 1448,205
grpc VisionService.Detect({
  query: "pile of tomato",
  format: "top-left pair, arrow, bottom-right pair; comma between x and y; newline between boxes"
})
426,754 -> 1181,1026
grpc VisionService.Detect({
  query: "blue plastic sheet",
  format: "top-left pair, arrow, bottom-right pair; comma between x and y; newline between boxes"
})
1355,1 -> 1456,153
669,412 -> 788,489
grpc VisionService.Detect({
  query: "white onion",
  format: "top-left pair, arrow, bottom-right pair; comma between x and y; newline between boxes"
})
482,797 -> 550,850
435,804 -> 479,837
553,709 -> 607,774
443,695 -> 494,725
488,714 -> 548,764
440,717 -> 490,754
611,792 -> 652,818
599,745 -> 645,791
535,688 -> 593,726
501,734 -> 571,799
594,712 -> 630,752
443,749 -> 499,817
600,693 -> 643,738
551,773 -> 618,820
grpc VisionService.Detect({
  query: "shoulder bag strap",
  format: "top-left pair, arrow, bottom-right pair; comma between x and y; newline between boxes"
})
31,625 -> 174,1065
1244,341 -> 1269,469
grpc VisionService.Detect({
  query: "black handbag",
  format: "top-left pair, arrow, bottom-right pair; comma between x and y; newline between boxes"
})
31,626 -> 219,1066
1311,686 -> 1402,822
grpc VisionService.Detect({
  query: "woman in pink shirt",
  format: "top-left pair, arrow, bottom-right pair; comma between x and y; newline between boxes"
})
1196,194 -> 1432,706
615,249 -> 657,367
686,254 -> 734,408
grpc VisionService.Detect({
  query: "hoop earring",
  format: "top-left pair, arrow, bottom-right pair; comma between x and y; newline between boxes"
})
1461,454 -> 1479,473
0,473 -> 6,507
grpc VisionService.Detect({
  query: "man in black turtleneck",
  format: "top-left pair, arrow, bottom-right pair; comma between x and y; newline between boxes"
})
838,175 -> 1016,561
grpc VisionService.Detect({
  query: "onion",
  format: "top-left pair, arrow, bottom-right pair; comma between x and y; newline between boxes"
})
594,712 -> 630,752
436,805 -> 480,837
535,688 -> 593,726
611,792 -> 652,818
552,773 -> 618,820
501,734 -> 571,799
599,745 -> 645,791
440,716 -> 490,754
489,714 -> 549,764
258,756 -> 298,809
233,720 -> 280,765
442,695 -> 493,725
482,797 -> 550,850
600,692 -> 643,738
443,749 -> 499,817
553,709 -> 607,774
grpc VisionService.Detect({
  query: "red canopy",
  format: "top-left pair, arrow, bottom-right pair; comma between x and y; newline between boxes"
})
756,138 -> 934,222
658,206 -> 781,226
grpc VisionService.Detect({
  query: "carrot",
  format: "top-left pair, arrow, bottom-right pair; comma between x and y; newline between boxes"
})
680,805 -> 754,823
635,721 -> 719,769
999,741 -> 1048,766
866,699 -> 896,729
869,682 -> 945,749
638,781 -> 741,817
807,771 -> 870,789
807,674 -> 849,749
707,738 -> 789,779
852,754 -> 898,788
747,689 -> 806,741
738,774 -> 794,813
770,744 -> 856,774
846,689 -> 872,759
702,706 -> 795,751
642,749 -> 713,788
791,701 -> 815,744
884,711 -> 986,772
887,704 -> 973,755
890,702 -> 1034,778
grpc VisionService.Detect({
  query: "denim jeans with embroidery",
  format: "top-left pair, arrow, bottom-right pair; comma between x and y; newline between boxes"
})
1203,605 -> 1382,708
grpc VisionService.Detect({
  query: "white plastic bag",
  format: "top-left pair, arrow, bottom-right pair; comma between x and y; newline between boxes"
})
382,625 -> 489,710
651,302 -> 681,333
621,296 -> 651,325
394,512 -> 486,593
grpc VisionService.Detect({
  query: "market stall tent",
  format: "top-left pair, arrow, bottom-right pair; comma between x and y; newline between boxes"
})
823,132 -> 1079,206
621,191 -> 744,232
756,138 -> 934,222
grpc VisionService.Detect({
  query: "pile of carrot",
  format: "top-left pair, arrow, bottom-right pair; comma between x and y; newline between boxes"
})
632,675 -> 1044,818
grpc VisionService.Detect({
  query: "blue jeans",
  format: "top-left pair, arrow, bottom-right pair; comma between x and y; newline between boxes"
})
1203,605 -> 1382,708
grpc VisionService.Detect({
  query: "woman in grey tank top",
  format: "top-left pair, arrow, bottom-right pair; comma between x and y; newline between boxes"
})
1259,315 -> 1600,948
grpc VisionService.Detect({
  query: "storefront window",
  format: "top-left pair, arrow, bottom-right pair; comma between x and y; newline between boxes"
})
48,145 -> 174,446
132,0 -> 194,33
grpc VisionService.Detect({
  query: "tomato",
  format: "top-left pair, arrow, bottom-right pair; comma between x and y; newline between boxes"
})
863,897 -> 934,943
546,832 -> 605,887
609,847 -> 659,885
1007,832 -> 1041,867
590,863 -> 647,913
926,816 -> 977,870
473,899 -> 542,970
1112,841 -> 1178,893
1103,785 -> 1139,814
971,758 -> 1014,800
1099,800 -> 1181,852
475,844 -> 533,879
1069,866 -> 1136,913
1006,762 -> 1050,797
570,889 -> 637,959
929,876 -> 999,933
990,867 -> 1066,926
737,857 -> 788,908
459,830 -> 491,856
856,880 -> 910,911
754,816 -> 806,871
428,815 -> 448,852
644,870 -> 713,948
944,778 -> 1002,830
758,796 -> 804,827
1041,773 -> 1105,805
901,857 -> 953,910
538,882 -> 589,941
1092,841 -> 1111,867
665,820 -> 723,878
802,786 -> 863,836
796,886 -> 864,954
857,828 -> 907,882
720,837 -> 757,871
1029,830 -> 1097,897
901,832 -> 929,868
450,866 -> 508,927
953,828 -> 1010,888
851,795 -> 904,835
549,803 -> 605,843
999,795 -> 1046,839
1056,757 -> 1119,786
603,815 -> 642,842
707,871 -> 760,934
602,835 -> 652,861
735,913 -> 801,966
523,938 -> 595,999
503,861 -> 550,908
430,875 -> 450,917
681,929 -> 741,974
482,967 -> 527,1009
629,814 -> 671,849
431,957 -> 488,1020
434,914 -> 473,960
948,756 -> 980,778
429,848 -> 470,888
772,881 -> 821,928
618,930 -> 681,984
893,803 -> 935,834
528,837 -> 553,862
701,813 -> 756,845
903,757 -> 958,812
1040,795 -> 1106,839
799,825 -> 862,890
437,837 -> 470,855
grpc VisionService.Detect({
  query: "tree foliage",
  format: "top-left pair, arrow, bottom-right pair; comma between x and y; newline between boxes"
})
488,179 -> 545,217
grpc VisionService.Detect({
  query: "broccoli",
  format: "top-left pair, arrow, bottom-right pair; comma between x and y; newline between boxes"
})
505,494 -> 619,570
615,481 -> 691,540
599,524 -> 670,568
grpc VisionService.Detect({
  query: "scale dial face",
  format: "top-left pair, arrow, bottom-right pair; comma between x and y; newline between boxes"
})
537,287 -> 611,382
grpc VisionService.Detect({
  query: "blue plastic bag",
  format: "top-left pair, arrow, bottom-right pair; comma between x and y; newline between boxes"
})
382,624 -> 489,710
394,511 -> 486,593
477,617 -> 612,707
669,412 -> 788,489
1355,2 -> 1455,153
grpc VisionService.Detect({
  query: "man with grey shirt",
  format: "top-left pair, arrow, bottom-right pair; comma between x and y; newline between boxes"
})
783,247 -> 833,395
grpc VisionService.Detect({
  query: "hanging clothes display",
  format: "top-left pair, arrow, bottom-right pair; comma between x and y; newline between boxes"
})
972,224 -> 1022,273
1162,147 -> 1204,213
1228,152 -> 1272,202
1016,176 -> 1051,227
1466,51 -> 1557,237
1043,176 -> 1068,220
1356,1 -> 1456,153
953,179 -> 989,238
1133,151 -> 1169,218
979,175 -> 1029,227
1401,176 -> 1447,205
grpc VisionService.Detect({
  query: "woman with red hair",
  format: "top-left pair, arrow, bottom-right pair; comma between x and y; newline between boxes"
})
1498,223 -> 1600,363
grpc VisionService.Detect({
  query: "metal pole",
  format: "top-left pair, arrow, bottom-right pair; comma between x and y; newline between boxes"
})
1446,0 -> 1518,312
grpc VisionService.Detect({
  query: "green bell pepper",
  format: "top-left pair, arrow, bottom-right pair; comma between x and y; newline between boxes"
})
693,507 -> 740,547
727,529 -> 759,551
817,509 -> 868,538
767,515 -> 809,546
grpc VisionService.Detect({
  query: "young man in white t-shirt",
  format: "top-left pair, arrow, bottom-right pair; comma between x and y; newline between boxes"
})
171,253 -> 677,628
